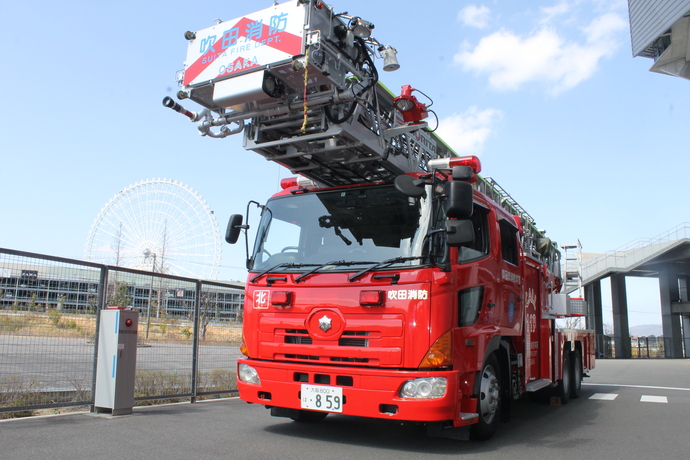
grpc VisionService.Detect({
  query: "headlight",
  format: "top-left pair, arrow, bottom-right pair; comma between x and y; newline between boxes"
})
399,377 -> 447,399
238,363 -> 261,385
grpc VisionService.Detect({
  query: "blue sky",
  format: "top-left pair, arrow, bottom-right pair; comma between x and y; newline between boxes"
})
1,0 -> 687,326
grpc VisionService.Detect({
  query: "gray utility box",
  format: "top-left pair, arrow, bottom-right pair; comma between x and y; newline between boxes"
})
94,308 -> 138,415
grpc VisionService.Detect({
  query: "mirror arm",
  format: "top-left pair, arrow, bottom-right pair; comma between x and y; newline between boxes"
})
243,200 -> 266,270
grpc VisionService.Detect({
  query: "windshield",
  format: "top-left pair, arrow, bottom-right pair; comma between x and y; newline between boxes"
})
250,184 -> 433,273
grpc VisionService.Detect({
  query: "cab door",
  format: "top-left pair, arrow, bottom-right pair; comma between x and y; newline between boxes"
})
497,217 -> 523,336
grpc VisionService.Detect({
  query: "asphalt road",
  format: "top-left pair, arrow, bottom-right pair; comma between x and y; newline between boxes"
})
1,359 -> 689,460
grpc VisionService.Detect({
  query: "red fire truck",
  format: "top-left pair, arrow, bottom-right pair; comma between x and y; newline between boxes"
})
165,0 -> 594,440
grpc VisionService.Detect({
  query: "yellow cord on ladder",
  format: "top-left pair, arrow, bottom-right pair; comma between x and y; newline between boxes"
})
300,47 -> 310,133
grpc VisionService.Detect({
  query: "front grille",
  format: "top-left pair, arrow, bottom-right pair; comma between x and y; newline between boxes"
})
338,337 -> 368,346
285,329 -> 312,344
338,330 -> 370,347
284,329 -> 370,347
285,336 -> 313,344
263,313 -> 405,366
331,356 -> 369,363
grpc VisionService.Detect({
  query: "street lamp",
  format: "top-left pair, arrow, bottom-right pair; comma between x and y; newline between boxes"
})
143,249 -> 157,339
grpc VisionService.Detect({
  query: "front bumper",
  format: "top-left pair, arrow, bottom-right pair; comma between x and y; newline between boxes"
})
237,358 -> 477,425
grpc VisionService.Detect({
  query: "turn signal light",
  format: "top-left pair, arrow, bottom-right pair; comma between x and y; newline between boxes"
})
419,330 -> 452,368
360,290 -> 385,307
240,336 -> 250,357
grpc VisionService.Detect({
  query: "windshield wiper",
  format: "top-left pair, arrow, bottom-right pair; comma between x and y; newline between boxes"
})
294,260 -> 377,283
250,262 -> 318,283
348,256 -> 425,282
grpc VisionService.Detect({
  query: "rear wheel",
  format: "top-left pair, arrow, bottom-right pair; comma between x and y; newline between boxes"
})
470,354 -> 501,440
570,349 -> 583,399
556,350 -> 571,404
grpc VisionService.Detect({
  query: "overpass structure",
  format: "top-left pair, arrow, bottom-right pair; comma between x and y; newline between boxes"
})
578,223 -> 690,358
629,0 -> 690,81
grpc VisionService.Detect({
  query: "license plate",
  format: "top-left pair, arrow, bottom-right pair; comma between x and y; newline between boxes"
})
300,384 -> 343,413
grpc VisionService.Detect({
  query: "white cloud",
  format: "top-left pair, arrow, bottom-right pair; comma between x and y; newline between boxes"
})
436,107 -> 504,155
453,11 -> 628,95
540,1 -> 572,24
458,5 -> 491,29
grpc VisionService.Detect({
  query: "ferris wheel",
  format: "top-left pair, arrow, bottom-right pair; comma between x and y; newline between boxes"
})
85,178 -> 222,279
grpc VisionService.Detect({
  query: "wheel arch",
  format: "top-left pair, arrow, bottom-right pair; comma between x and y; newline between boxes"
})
473,336 -> 511,398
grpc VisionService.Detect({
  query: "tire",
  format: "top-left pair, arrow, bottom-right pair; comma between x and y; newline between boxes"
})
470,354 -> 501,441
289,410 -> 329,423
556,350 -> 571,404
570,349 -> 582,399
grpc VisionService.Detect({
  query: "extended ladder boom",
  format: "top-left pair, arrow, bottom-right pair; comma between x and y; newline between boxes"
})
164,0 -> 560,267
165,0 -> 455,187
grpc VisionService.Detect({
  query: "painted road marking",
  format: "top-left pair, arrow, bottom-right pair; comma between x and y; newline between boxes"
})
640,395 -> 668,403
590,393 -> 618,400
589,393 -> 672,403
583,383 -> 690,392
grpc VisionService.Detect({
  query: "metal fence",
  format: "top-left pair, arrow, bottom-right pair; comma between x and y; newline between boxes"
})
0,248 -> 244,416
597,335 -> 687,359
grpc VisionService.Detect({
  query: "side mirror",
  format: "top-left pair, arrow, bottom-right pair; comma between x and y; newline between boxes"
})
446,220 -> 475,246
444,181 -> 473,219
225,214 -> 245,244
394,174 -> 426,197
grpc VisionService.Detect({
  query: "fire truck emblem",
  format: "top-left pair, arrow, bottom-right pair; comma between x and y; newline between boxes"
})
318,315 -> 332,332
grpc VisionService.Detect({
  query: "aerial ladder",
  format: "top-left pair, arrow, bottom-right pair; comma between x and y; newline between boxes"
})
163,0 -> 556,264
163,0 -> 455,188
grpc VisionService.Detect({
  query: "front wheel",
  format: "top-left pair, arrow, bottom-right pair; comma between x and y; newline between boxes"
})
570,349 -> 583,399
555,350 -> 571,404
470,354 -> 501,440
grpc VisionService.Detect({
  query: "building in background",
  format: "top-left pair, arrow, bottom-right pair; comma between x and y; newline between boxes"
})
629,0 -> 690,80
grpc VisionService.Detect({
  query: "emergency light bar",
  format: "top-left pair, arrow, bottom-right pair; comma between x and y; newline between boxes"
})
427,156 -> 482,175
280,176 -> 318,190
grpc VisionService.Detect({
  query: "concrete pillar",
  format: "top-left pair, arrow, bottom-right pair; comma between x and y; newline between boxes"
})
678,276 -> 689,358
585,280 -> 605,357
683,315 -> 690,358
611,274 -> 631,359
658,267 -> 683,358
585,280 -> 603,335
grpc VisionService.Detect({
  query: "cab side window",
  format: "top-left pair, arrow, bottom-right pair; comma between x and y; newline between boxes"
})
499,219 -> 519,265
458,206 -> 490,263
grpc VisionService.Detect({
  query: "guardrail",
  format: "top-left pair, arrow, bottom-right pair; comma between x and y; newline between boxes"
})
0,248 -> 244,417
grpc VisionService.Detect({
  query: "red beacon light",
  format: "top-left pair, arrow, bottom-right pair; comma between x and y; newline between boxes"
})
393,85 -> 429,124
280,176 -> 317,190
427,155 -> 482,175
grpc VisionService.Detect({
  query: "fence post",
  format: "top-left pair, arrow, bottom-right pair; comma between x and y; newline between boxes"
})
90,266 -> 109,411
191,280 -> 201,403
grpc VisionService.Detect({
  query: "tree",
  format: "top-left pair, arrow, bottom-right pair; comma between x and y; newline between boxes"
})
110,281 -> 132,307
198,292 -> 217,340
